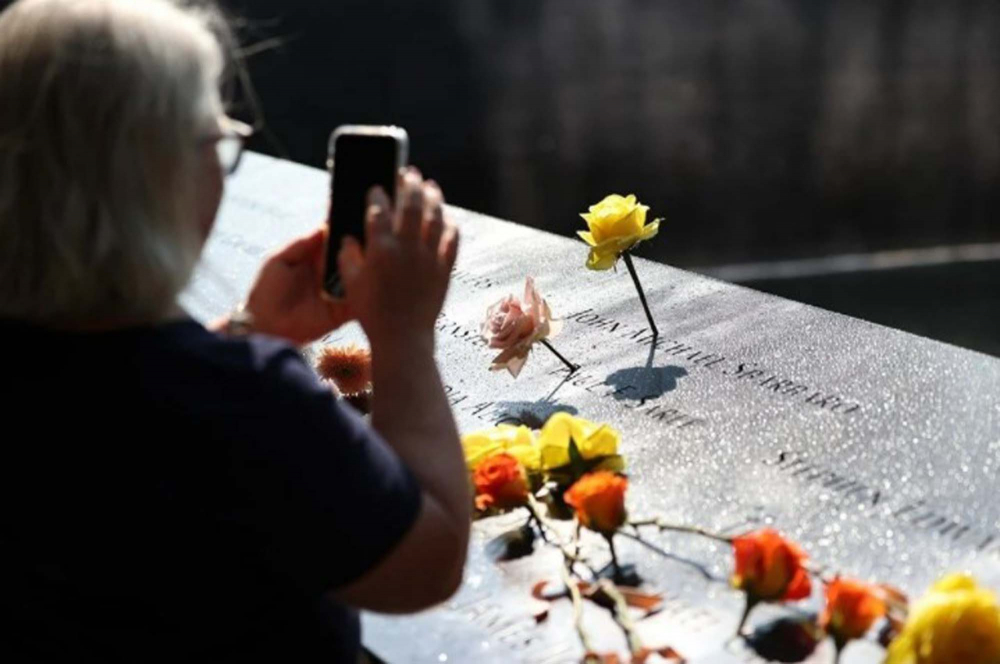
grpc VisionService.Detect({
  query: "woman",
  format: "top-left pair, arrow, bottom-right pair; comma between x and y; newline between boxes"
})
0,0 -> 470,661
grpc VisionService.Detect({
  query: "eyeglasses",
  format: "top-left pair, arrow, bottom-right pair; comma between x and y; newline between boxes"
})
202,117 -> 255,176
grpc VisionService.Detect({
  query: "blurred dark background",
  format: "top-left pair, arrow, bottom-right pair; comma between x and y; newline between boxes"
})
219,0 -> 1000,355
11,0 -> 998,353
230,0 -> 999,260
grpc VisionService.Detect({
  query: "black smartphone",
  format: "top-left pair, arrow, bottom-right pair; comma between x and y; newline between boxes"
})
324,125 -> 409,296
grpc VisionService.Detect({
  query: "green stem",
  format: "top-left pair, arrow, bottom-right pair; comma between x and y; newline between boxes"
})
605,533 -> 621,579
525,496 -> 557,542
540,338 -> 579,373
616,530 -> 715,581
735,596 -> 757,636
833,636 -> 846,663
804,560 -> 836,584
524,502 -> 551,544
622,252 -> 658,338
630,518 -> 733,544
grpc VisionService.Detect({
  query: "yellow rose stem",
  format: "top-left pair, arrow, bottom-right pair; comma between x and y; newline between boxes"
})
527,495 -> 652,657
573,521 -> 583,562
598,578 -> 645,657
622,252 -> 659,339
555,515 -> 646,659
561,561 -> 596,655
526,494 -> 597,578
569,523 -> 646,660
539,338 -> 580,374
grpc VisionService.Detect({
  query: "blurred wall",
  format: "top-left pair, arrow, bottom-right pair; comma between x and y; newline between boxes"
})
3,0 -> 997,267
225,0 -> 1000,268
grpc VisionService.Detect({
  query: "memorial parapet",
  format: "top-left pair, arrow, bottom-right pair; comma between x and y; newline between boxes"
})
184,153 -> 1000,663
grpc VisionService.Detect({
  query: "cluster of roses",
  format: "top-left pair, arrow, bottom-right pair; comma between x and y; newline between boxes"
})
463,413 -> 1000,664
481,194 -> 662,378
737,538 -> 1000,664
464,412 -> 626,530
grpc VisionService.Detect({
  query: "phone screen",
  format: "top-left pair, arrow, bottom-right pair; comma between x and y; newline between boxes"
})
325,132 -> 401,295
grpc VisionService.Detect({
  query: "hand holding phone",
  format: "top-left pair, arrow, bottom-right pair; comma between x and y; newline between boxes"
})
241,227 -> 351,345
324,125 -> 408,296
335,169 -> 459,350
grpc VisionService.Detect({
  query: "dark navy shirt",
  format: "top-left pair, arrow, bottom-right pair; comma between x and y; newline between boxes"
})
4,317 -> 420,662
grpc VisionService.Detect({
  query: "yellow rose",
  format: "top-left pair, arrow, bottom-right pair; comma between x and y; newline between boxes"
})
462,424 -> 540,471
536,412 -> 620,470
578,194 -> 660,270
885,574 -> 1000,664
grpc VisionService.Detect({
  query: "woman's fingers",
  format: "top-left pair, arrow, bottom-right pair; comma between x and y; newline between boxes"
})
366,187 -> 392,240
312,226 -> 331,284
322,297 -> 352,331
440,224 -> 459,270
422,181 -> 445,252
369,173 -> 452,274
337,236 -> 364,286
397,170 -> 424,240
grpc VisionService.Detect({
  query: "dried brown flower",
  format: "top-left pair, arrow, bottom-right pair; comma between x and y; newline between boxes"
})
316,344 -> 372,396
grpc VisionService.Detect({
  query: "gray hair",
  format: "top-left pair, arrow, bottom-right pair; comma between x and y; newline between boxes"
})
0,0 -> 229,324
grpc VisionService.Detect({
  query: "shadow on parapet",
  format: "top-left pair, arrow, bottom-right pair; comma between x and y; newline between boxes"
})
493,401 -> 578,429
603,365 -> 688,406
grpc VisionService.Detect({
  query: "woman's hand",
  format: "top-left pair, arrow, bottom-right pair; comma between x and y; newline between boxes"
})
337,169 -> 459,351
331,172 -> 470,612
243,227 -> 349,345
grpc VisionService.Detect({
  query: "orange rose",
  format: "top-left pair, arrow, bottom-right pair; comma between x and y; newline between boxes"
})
731,529 -> 812,602
563,471 -> 628,534
821,577 -> 887,646
473,453 -> 529,511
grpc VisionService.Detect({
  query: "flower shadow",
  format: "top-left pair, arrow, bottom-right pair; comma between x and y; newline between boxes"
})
603,365 -> 688,405
742,613 -> 823,663
492,401 -> 579,429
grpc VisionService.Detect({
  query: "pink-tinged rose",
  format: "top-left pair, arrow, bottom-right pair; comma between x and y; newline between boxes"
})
483,297 -> 536,349
481,277 -> 561,377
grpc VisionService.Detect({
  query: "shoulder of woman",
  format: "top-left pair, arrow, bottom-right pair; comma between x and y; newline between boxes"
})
180,323 -> 326,399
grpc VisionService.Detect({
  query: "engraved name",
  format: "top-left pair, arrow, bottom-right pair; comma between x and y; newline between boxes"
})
447,593 -> 576,662
765,450 -> 999,557
451,267 -> 498,291
566,308 -> 864,416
